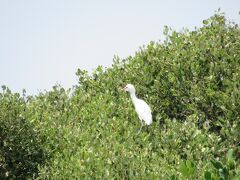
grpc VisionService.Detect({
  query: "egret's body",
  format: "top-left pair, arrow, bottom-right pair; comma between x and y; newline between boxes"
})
124,84 -> 152,133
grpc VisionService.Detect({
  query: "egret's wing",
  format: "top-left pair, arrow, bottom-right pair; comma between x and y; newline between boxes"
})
135,99 -> 152,125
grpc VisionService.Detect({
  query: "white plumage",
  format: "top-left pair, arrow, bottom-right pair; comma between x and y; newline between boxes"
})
124,84 -> 152,133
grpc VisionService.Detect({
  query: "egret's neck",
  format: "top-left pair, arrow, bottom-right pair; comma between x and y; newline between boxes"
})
130,92 -> 138,105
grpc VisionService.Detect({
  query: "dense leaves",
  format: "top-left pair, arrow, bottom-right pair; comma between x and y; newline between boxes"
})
0,12 -> 239,179
0,87 -> 46,179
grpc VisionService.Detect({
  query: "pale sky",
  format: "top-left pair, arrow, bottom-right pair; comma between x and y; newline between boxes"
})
0,0 -> 239,95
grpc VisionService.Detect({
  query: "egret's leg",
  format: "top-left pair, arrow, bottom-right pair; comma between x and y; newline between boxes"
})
137,120 -> 144,134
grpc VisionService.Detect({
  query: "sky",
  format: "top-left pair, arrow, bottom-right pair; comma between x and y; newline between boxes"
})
0,0 -> 239,95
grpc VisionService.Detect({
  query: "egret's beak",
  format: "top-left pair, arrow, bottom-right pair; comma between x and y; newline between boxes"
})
123,86 -> 127,92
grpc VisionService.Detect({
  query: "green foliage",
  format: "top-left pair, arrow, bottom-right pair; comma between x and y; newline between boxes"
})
0,12 -> 239,178
180,160 -> 196,177
204,149 -> 240,180
0,87 -> 46,179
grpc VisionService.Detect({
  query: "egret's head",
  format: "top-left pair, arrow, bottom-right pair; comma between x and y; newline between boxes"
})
124,84 -> 136,94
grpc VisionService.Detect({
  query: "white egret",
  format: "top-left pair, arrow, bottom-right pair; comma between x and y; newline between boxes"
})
124,84 -> 152,133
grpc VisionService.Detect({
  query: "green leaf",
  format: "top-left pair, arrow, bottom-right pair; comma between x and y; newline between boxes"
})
226,149 -> 234,161
204,171 -> 212,180
211,159 -> 224,170
203,20 -> 208,25
1,85 -> 6,90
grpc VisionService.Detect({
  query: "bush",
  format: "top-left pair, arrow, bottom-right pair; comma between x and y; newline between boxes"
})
0,12 -> 239,179
37,12 -> 239,178
0,87 -> 46,179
